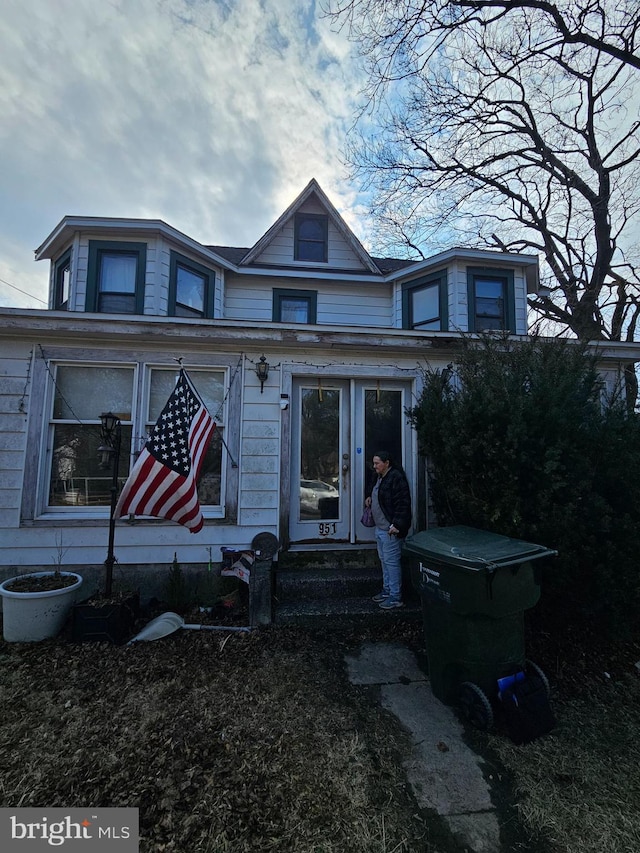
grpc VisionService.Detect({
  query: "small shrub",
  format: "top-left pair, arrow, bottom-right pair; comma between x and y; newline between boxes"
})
165,553 -> 191,613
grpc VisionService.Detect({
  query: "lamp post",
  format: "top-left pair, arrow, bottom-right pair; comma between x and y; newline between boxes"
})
98,412 -> 122,598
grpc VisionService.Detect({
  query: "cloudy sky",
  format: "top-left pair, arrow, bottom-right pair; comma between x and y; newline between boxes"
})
0,0 -> 368,309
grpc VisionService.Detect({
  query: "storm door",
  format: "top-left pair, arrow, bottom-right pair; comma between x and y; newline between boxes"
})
289,378 -> 412,545
289,380 -> 349,543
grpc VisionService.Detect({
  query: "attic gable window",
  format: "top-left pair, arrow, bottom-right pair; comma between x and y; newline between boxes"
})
294,213 -> 328,263
85,240 -> 147,314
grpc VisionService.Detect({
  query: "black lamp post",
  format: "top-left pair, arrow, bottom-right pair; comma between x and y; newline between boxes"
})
98,412 -> 122,598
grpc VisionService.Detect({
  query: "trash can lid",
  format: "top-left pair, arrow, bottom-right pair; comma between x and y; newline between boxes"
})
403,526 -> 557,570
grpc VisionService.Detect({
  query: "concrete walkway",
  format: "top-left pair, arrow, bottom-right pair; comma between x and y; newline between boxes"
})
345,642 -> 502,853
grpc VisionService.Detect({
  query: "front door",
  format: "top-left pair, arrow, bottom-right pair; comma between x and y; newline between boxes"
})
289,378 -> 412,544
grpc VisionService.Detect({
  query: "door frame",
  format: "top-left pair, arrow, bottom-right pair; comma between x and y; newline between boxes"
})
280,363 -> 418,548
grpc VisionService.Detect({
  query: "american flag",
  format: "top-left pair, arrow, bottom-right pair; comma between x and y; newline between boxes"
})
115,369 -> 216,533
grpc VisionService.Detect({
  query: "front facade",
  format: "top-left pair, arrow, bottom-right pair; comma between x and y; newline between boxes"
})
1,179 -> 636,594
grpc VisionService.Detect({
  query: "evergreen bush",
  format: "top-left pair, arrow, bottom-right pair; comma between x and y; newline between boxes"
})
408,335 -> 640,636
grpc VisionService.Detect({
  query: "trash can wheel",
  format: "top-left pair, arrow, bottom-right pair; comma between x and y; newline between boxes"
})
526,659 -> 550,696
459,681 -> 494,730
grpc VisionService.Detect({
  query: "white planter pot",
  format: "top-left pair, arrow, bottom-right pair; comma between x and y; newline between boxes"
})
0,572 -> 84,642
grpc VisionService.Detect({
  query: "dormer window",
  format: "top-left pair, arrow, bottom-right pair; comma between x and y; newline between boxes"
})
86,240 -> 147,314
53,250 -> 71,310
294,213 -> 328,263
402,272 -> 448,331
169,252 -> 215,318
467,268 -> 515,333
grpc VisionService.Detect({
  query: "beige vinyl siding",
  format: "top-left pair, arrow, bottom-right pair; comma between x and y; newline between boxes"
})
449,262 -> 468,332
143,240 -> 158,314
74,233 -> 155,315
239,390 -> 280,528
72,233 -> 223,319
514,267 -> 528,334
0,346 -> 31,527
75,238 -> 89,311
449,261 -> 528,334
224,281 -> 273,321
224,275 -> 392,327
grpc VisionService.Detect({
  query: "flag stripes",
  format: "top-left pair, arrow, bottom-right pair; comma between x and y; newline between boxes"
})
115,369 -> 216,533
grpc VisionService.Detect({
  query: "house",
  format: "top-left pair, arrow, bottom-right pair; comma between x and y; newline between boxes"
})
1,179 -> 637,606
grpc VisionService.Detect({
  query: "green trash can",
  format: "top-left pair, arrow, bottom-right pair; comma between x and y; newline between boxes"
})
403,526 -> 556,724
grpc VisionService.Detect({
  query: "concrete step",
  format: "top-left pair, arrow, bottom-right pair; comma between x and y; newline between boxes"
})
273,548 -> 421,625
277,548 -> 379,572
275,595 -> 422,626
275,567 -> 380,601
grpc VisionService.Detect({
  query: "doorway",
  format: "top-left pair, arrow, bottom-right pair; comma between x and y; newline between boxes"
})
288,378 -> 413,544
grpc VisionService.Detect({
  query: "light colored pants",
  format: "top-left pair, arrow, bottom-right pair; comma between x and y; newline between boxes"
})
374,527 -> 403,602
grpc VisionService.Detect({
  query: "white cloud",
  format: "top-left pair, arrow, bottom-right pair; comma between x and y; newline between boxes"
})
0,0 -> 367,306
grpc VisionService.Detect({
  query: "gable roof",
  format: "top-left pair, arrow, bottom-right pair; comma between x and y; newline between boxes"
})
240,179 -> 382,274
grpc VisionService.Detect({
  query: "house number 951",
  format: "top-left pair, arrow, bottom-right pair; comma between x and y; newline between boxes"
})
318,522 -> 337,536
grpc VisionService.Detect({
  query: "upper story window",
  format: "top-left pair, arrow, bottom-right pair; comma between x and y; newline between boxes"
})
53,250 -> 71,310
273,288 -> 317,323
294,213 -> 328,263
169,252 -> 215,318
402,272 -> 448,331
467,268 -> 515,333
86,240 -> 147,314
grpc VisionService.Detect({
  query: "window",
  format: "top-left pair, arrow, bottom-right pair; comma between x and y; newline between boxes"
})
53,250 -> 71,310
147,368 -> 225,506
46,364 -> 225,512
86,240 -> 147,314
402,273 -> 448,330
294,213 -> 328,262
273,288 -> 317,323
467,268 -> 515,332
48,365 -> 134,507
169,252 -> 215,318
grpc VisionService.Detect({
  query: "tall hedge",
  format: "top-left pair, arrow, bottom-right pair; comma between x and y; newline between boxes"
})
409,335 -> 640,636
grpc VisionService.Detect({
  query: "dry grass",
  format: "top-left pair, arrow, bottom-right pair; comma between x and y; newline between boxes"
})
0,622 -> 435,853
490,668 -> 640,853
3,611 -> 640,853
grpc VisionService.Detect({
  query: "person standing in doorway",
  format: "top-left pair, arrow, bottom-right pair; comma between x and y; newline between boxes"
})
365,450 -> 412,609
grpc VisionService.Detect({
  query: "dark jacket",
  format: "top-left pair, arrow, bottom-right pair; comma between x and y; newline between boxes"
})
369,467 -> 412,538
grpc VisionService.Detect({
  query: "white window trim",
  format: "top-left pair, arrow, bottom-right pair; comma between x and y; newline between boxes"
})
22,349 -> 240,526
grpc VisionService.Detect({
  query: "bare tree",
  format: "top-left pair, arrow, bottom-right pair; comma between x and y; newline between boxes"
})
328,0 -> 640,348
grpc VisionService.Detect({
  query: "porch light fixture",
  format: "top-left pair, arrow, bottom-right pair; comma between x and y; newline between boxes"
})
255,355 -> 270,393
98,411 -> 122,598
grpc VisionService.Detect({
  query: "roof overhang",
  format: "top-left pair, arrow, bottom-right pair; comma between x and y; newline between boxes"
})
2,308 -> 638,363
386,247 -> 540,293
35,216 -> 540,291
34,217 -> 241,272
